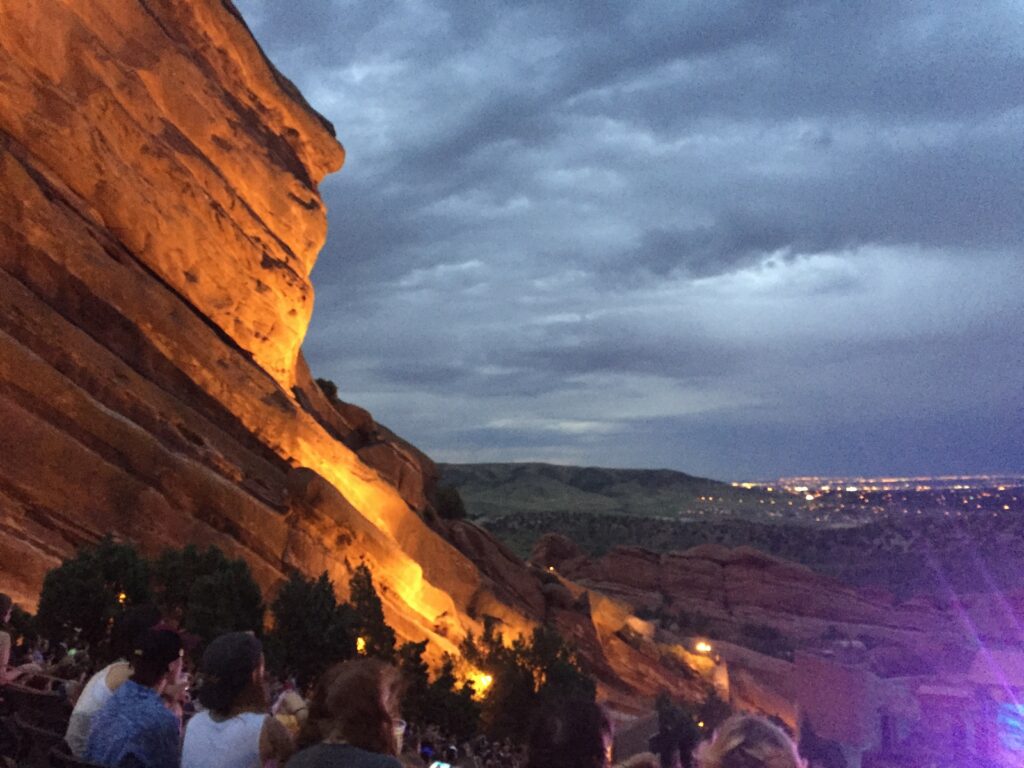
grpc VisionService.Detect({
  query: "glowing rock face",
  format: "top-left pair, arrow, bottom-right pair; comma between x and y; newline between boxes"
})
0,0 -> 712,709
0,0 -> 528,657
0,0 -> 342,389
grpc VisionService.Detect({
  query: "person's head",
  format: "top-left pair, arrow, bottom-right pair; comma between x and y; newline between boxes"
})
527,699 -> 613,768
109,604 -> 162,663
299,659 -> 402,755
197,632 -> 265,715
0,593 -> 12,624
130,628 -> 184,690
693,716 -> 805,768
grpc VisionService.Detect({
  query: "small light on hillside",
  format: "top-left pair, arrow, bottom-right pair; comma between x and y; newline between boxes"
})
117,591 -> 127,605
695,640 -> 713,654
356,636 -> 367,655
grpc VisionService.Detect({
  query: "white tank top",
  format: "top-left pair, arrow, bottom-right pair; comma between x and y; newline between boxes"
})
65,662 -> 123,757
183,711 -> 266,768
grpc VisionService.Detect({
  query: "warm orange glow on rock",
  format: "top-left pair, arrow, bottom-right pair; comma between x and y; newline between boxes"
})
469,671 -> 493,699
0,0 -> 718,716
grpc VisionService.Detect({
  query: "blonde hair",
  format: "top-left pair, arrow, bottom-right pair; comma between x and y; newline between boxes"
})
693,716 -> 805,768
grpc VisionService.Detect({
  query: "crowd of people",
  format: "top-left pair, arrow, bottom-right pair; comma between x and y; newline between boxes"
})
1,592 -> 807,768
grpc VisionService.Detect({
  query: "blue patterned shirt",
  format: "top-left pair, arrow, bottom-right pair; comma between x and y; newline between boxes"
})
86,679 -> 180,768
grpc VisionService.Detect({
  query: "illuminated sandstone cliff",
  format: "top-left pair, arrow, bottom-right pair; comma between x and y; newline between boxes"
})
0,0 -> 712,707
0,0 -> 518,649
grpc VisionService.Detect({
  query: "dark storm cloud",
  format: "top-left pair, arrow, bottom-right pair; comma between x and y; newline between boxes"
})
235,0 -> 1024,478
630,214 -> 801,277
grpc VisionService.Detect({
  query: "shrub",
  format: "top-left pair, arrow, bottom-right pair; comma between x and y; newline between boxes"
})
348,564 -> 395,661
36,538 -> 151,646
435,485 -> 468,520
151,545 -> 263,646
266,571 -> 355,687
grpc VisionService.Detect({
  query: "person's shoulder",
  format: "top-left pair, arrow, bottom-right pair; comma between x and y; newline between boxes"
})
350,747 -> 402,768
105,660 -> 132,691
183,708 -> 211,733
287,744 -> 401,768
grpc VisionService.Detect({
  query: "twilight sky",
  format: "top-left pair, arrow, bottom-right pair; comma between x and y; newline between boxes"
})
234,0 -> 1024,481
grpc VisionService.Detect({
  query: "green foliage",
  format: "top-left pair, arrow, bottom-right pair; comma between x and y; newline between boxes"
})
36,537 -> 151,646
430,656 -> 481,742
349,564 -> 396,660
654,689 -> 731,757
267,571 -> 356,687
151,545 -> 263,646
398,640 -> 432,725
798,717 -> 846,768
653,691 -> 701,763
463,621 -> 595,742
738,623 -> 794,660
697,692 -> 732,734
400,644 -> 480,742
316,378 -> 339,401
435,485 -> 467,520
8,605 -> 39,661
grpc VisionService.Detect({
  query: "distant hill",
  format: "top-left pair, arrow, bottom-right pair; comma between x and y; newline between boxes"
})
438,461 -> 779,520
438,462 -> 1024,597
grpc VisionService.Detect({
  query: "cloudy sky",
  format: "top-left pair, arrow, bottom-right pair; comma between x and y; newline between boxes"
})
235,0 -> 1023,481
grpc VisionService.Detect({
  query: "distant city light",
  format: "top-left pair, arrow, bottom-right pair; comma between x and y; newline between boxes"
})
356,636 -> 367,654
695,640 -> 713,654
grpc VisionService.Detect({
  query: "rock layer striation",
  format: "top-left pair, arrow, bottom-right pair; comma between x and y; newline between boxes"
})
0,0 -> 514,656
0,0 -> 711,709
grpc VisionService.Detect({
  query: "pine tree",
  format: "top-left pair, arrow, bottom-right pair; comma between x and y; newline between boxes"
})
348,564 -> 396,660
152,545 -> 263,646
36,537 -> 151,646
398,640 -> 431,725
267,571 -> 356,687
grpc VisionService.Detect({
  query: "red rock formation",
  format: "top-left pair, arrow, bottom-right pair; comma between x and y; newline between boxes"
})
0,0 -> 705,709
538,538 -> 963,657
0,0 -> 527,656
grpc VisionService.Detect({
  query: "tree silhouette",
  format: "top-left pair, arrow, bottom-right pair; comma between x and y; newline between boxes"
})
267,571 -> 356,687
349,564 -> 396,661
36,537 -> 151,646
151,544 -> 263,646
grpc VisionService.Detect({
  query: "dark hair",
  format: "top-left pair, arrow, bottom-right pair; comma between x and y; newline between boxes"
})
527,700 -> 613,768
109,605 -> 162,663
298,659 -> 402,755
131,629 -> 183,687
0,594 -> 12,622
197,632 -> 263,715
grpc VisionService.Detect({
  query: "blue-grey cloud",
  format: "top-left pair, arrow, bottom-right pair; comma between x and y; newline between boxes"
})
235,0 -> 1024,479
